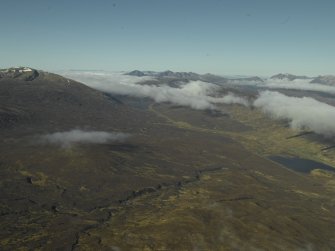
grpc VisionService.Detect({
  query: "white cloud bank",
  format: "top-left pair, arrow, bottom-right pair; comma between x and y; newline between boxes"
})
230,78 -> 335,95
40,129 -> 129,147
60,71 -> 249,110
254,91 -> 335,137
265,79 -> 335,94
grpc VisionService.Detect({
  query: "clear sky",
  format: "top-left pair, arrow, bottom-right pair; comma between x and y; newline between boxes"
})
0,0 -> 334,76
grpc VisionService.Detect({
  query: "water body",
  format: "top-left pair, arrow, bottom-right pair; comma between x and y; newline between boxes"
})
270,156 -> 335,173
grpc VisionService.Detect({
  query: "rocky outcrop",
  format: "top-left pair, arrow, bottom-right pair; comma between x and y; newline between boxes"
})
0,67 -> 39,81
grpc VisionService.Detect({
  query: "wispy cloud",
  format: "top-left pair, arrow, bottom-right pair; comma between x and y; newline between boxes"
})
39,129 -> 129,147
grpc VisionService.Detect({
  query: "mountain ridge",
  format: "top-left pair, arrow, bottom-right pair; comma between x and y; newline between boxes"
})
125,70 -> 266,84
270,73 -> 311,81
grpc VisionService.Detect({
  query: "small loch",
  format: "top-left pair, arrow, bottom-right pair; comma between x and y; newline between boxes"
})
269,156 -> 335,173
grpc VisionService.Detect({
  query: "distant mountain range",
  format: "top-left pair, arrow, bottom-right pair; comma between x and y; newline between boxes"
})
126,70 -> 210,80
125,70 -> 265,84
126,70 -> 335,86
2,67 -> 334,86
270,73 -> 311,81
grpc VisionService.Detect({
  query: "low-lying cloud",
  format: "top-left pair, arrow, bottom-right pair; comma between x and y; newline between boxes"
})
265,79 -> 335,94
254,91 -> 335,137
229,77 -> 335,95
60,71 -> 249,110
39,129 -> 129,147
208,93 -> 250,107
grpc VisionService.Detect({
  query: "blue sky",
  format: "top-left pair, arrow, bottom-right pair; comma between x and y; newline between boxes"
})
0,0 -> 334,76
